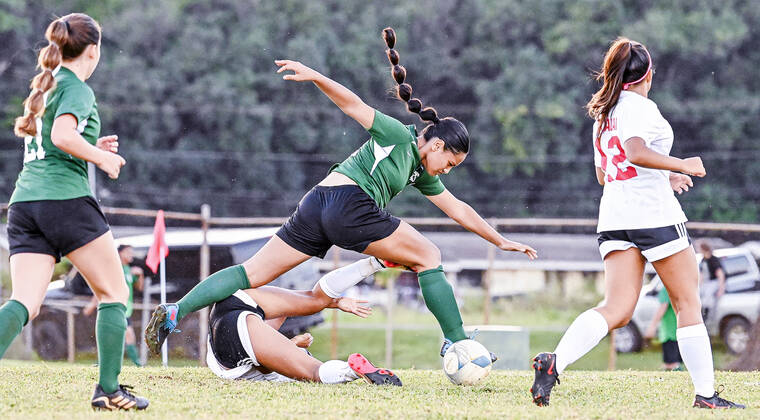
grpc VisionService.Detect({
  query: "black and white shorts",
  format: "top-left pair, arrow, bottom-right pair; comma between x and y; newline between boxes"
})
7,196 -> 110,263
205,291 -> 293,382
276,185 -> 401,259
597,222 -> 690,262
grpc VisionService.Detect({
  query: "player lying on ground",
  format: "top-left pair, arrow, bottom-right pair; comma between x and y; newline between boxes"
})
151,257 -> 400,385
145,27 -> 536,362
530,37 -> 743,409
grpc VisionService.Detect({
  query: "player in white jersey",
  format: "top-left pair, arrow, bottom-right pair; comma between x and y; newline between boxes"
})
530,37 -> 744,409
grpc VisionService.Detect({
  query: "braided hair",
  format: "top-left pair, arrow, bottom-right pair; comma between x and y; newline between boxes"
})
14,14 -> 101,138
382,27 -> 469,154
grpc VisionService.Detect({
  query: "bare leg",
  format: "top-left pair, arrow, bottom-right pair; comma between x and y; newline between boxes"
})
246,315 -> 323,381
363,221 -> 441,272
9,253 -> 56,320
67,231 -> 128,305
595,248 -> 647,328
652,246 -> 702,327
241,235 -> 312,288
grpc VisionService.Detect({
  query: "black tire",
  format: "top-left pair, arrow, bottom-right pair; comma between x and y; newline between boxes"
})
33,319 -> 67,360
614,322 -> 643,353
721,317 -> 751,355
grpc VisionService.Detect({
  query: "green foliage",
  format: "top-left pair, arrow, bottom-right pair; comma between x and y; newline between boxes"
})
1,0 -> 758,221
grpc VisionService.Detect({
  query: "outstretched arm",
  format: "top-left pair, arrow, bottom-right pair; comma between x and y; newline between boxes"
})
426,189 -> 538,259
275,59 -> 375,129
243,286 -> 371,320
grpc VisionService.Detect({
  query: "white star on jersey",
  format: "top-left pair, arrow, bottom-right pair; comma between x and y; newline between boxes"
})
370,143 -> 395,175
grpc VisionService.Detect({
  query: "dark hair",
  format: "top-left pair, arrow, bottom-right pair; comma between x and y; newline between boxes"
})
698,240 -> 713,253
117,244 -> 132,253
586,37 -> 652,137
14,13 -> 101,137
382,27 -> 469,154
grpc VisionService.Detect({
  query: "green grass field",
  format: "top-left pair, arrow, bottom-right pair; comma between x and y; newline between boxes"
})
0,361 -> 757,419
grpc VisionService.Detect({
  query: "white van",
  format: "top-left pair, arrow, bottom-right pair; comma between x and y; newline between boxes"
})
614,247 -> 760,355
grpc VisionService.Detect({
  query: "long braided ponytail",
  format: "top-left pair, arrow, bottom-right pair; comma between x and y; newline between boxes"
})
381,27 -> 469,154
14,14 -> 101,138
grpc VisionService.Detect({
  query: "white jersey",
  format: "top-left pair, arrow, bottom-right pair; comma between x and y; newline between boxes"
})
593,91 -> 687,232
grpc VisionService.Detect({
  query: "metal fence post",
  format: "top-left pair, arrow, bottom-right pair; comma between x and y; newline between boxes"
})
67,311 -> 75,363
330,248 -> 340,360
198,204 -> 211,365
385,273 -> 394,368
483,221 -> 497,325
140,276 -> 152,365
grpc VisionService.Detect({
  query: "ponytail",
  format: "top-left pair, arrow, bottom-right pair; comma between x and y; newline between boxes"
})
586,37 -> 652,138
14,13 -> 101,138
14,19 -> 68,137
383,27 -> 440,124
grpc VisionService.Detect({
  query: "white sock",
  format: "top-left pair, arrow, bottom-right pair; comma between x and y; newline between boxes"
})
317,360 -> 360,384
553,309 -> 609,374
677,323 -> 715,397
318,257 -> 384,298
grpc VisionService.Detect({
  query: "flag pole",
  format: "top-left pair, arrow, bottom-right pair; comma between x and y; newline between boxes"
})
160,253 -> 168,367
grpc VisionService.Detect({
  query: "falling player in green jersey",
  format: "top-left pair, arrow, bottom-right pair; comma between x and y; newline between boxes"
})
146,27 -> 537,361
0,13 -> 147,410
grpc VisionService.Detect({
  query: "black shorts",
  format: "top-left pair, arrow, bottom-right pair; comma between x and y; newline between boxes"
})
208,291 -> 267,370
276,185 -> 401,258
7,196 -> 110,263
662,340 -> 682,364
597,222 -> 690,262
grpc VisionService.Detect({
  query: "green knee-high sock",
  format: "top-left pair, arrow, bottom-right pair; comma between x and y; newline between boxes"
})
124,344 -> 141,366
97,303 -> 127,393
177,265 -> 250,321
0,300 -> 29,359
418,266 -> 467,342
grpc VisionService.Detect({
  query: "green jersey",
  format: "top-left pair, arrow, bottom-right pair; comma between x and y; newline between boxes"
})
332,110 -> 445,208
123,264 -> 135,318
658,287 -> 677,342
10,66 -> 101,204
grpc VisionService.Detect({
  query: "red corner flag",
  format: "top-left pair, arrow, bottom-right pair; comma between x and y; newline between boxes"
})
146,210 -> 169,274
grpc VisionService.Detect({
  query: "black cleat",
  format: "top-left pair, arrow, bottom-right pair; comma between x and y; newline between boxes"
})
693,386 -> 745,409
530,352 -> 560,407
91,384 -> 148,411
144,303 -> 180,355
348,353 -> 402,386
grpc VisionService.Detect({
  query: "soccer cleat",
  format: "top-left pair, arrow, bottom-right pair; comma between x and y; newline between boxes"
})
374,257 -> 415,272
91,384 -> 149,411
144,303 -> 180,355
530,352 -> 560,407
347,353 -> 402,386
693,386 -> 745,409
440,338 -> 453,357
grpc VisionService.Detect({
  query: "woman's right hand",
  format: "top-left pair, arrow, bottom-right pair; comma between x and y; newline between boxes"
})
275,59 -> 322,82
680,157 -> 706,177
96,151 -> 126,179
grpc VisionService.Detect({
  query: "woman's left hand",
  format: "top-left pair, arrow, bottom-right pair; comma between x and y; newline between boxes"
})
336,297 -> 372,318
275,60 -> 321,82
96,135 -> 118,153
669,172 -> 693,195
499,240 -> 538,260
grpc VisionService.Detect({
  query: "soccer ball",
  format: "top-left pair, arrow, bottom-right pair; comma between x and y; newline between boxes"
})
442,339 -> 493,385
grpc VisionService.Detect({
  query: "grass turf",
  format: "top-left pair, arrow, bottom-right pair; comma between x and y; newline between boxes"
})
0,361 -> 757,419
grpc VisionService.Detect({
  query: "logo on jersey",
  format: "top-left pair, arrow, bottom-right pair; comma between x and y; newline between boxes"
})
408,164 -> 423,184
370,142 -> 396,175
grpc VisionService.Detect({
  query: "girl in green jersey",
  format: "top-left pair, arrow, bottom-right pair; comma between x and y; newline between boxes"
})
0,14 -> 147,410
147,28 -> 536,360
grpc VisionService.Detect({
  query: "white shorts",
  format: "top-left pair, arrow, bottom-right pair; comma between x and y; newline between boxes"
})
597,223 -> 690,262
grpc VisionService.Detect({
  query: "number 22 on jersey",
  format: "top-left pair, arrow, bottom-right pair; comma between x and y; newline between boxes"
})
596,134 -> 637,182
23,117 -> 46,163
